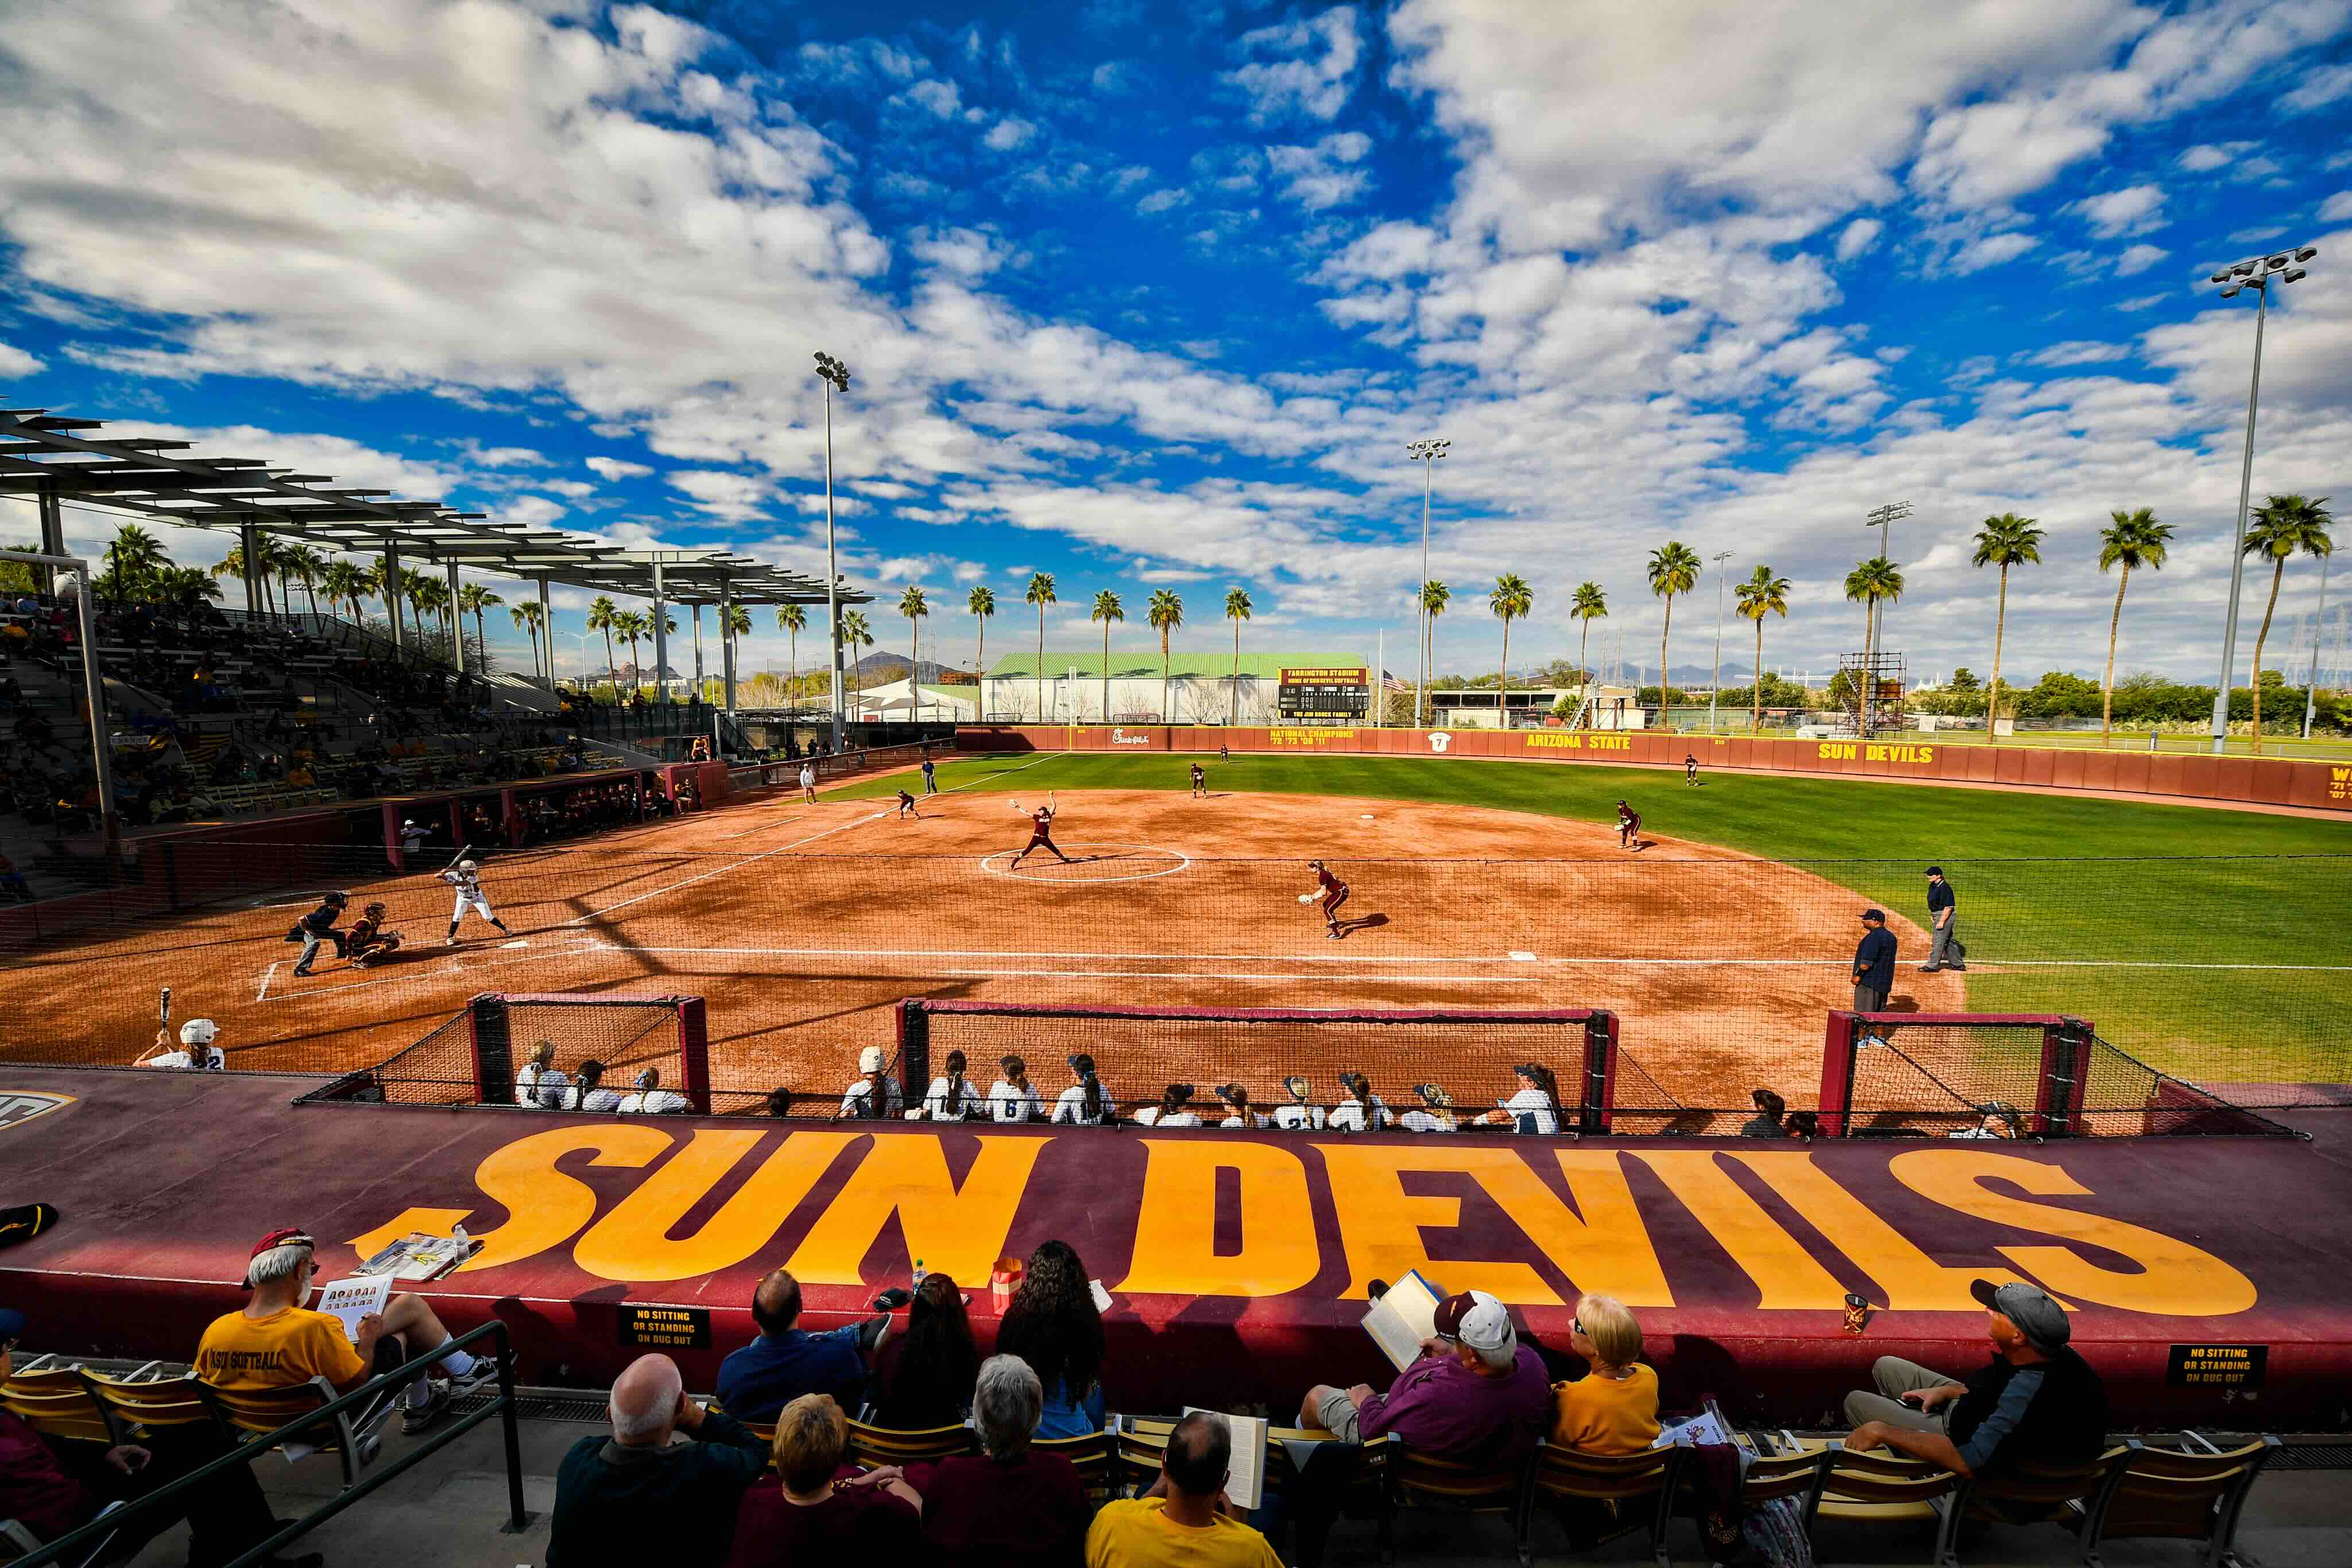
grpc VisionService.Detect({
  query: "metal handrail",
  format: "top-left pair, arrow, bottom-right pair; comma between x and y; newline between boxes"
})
13,1319 -> 529,1568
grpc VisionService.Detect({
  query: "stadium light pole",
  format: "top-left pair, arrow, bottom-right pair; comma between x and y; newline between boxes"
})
814,351 -> 852,752
2205,243 -> 2318,754
1406,437 -> 1449,727
2305,552 -> 2331,740
1707,549 -> 1734,733
1862,501 -> 1910,656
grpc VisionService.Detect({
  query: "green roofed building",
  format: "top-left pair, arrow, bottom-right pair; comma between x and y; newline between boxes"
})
981,650 -> 1372,723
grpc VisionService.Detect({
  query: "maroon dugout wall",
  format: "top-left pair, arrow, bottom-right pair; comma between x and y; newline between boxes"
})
957,725 -> 2352,812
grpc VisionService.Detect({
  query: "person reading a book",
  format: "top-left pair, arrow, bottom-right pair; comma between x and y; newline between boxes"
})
902,1354 -> 1090,1568
194,1228 -> 489,1438
1296,1289 -> 1549,1466
1549,1295 -> 1660,1454
1085,1411 -> 1279,1568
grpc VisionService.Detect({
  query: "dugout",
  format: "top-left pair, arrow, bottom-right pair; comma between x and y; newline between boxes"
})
374,766 -> 656,871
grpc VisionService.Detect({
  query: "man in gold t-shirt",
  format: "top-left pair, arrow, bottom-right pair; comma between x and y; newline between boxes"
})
195,1228 -> 491,1436
1085,1411 -> 1278,1568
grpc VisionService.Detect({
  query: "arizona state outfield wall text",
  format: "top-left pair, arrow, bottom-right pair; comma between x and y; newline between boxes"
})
958,725 -> 2352,813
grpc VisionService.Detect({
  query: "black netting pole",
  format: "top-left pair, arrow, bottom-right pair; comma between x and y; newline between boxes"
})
469,993 -> 514,1105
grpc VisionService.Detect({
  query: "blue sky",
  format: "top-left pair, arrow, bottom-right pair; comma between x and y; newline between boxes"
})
3,0 -> 2350,688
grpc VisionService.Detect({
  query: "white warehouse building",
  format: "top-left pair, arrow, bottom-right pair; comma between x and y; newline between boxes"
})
981,651 -> 1372,725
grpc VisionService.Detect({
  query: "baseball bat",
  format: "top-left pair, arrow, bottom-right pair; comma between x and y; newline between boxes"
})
442,844 -> 471,874
160,985 -> 171,1025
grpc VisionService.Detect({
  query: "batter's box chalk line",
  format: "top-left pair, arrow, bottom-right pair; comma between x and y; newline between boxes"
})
977,842 -> 1194,884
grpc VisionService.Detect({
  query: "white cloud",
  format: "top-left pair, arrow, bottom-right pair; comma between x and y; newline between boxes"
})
2320,190 -> 2352,222
2027,340 -> 2131,366
2281,60 -> 2352,111
1223,6 -> 1362,123
906,79 -> 962,117
1833,218 -> 1883,261
1264,132 -> 1374,211
2113,242 -> 2168,276
2072,183 -> 2167,238
0,342 -> 44,378
1136,188 -> 1190,215
984,117 -> 1037,152
668,470 -> 772,522
1948,231 -> 2040,273
2176,143 -> 2234,172
586,456 -> 654,481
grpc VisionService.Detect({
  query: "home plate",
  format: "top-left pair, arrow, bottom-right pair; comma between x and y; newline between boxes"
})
1359,814 -> 1374,820
501,939 -> 530,948
1508,951 -> 1538,962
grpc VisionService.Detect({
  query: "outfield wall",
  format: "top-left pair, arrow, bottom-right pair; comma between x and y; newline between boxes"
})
956,723 -> 2352,812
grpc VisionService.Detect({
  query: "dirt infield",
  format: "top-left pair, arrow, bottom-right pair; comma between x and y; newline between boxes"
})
0,783 -> 1962,1112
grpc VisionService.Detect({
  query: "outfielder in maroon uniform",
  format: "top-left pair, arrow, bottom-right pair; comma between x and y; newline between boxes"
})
1008,793 -> 1073,866
1301,858 -> 1350,939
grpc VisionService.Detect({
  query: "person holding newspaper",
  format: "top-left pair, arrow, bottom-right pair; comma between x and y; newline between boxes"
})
1295,1287 -> 1549,1465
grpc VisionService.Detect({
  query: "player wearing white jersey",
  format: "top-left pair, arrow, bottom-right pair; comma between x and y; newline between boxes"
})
440,857 -> 512,945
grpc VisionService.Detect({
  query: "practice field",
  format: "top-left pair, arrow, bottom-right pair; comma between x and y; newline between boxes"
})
3,747 -> 2345,1108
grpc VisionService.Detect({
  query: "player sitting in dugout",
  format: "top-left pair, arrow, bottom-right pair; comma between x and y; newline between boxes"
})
840,1045 -> 904,1120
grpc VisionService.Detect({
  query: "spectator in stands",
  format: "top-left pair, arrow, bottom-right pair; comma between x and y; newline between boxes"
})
1297,1289 -> 1550,1466
1272,1074 -> 1325,1130
1786,1110 -> 1821,1139
996,1240 -> 1107,1438
715,1268 -> 888,1423
1326,1071 -> 1391,1132
1135,1083 -> 1200,1127
724,1393 -> 922,1565
904,1354 -> 1089,1568
764,1087 -> 796,1118
0,1307 -> 312,1568
549,1352 -> 765,1568
1842,1279 -> 2109,1477
923,1049 -> 979,1121
989,1055 -> 1043,1123
1051,1054 -> 1116,1126
1216,1082 -> 1267,1129
1399,1083 -> 1457,1133
617,1066 -> 689,1113
563,1060 -> 625,1113
869,1273 -> 980,1430
1949,1102 -> 2022,1140
1477,1063 -> 1562,1133
1741,1088 -> 1789,1137
1549,1295 -> 1659,1454
195,1228 -> 489,1435
1085,1411 -> 1279,1568
840,1044 -> 903,1120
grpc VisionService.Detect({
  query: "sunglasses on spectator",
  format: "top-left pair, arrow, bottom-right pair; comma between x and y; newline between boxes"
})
1572,1317 -> 1584,1335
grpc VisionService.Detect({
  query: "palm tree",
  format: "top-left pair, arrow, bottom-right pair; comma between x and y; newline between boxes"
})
1569,582 -> 1607,715
717,603 -> 751,703
211,546 -> 261,614
777,603 -> 807,703
613,610 -> 649,695
898,585 -> 930,719
1733,565 -> 1791,731
840,609 -> 875,716
282,544 -> 326,619
1646,542 -> 1701,724
1488,574 -> 1533,723
966,586 -> 995,708
1147,590 -> 1184,722
587,595 -> 620,696
1971,513 -> 2044,729
154,566 -> 222,609
1090,590 -> 1124,721
510,599 -> 547,680
319,559 -> 369,626
461,582 -> 502,667
1418,579 -> 1450,725
1024,572 -> 1056,721
1843,556 -> 1905,727
2241,494 -> 2334,752
2095,508 -> 2173,743
361,560 -> 389,626
103,523 -> 167,604
1224,588 -> 1253,725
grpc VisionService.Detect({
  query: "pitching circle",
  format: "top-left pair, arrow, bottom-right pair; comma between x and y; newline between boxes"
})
978,842 -> 1193,884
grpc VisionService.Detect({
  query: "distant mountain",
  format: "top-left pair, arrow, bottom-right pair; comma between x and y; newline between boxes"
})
849,651 -> 961,683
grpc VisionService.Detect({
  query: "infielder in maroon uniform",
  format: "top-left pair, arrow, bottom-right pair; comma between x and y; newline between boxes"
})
1008,792 -> 1073,866
1616,799 -> 1642,852
1299,858 -> 1350,939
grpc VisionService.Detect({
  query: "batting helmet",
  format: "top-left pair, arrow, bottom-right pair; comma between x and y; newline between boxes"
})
180,1019 -> 219,1046
458,858 -> 478,872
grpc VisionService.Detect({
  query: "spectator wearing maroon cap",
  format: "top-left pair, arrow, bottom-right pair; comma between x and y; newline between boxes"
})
195,1228 -> 490,1437
1297,1288 -> 1550,1466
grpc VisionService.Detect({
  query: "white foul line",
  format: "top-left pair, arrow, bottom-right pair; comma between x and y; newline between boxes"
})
255,961 -> 278,1002
256,939 -> 612,1002
566,810 -> 891,924
936,966 -> 1542,984
585,942 -> 1526,965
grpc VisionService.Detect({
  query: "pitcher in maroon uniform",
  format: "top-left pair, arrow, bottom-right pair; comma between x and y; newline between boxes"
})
1008,792 -> 1073,867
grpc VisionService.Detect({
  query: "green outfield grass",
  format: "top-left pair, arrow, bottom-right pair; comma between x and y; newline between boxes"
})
837,749 -> 2352,1091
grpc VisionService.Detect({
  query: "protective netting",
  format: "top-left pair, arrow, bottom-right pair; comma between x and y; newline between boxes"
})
303,994 -> 696,1110
1842,1020 -> 2054,1137
899,1001 -> 1603,1129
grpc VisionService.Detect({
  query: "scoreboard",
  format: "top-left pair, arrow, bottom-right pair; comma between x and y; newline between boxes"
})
1277,666 -> 1370,721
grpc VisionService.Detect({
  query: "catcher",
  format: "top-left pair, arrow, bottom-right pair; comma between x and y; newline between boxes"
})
346,901 -> 405,967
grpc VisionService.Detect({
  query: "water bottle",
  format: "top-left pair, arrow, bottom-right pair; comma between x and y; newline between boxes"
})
452,1222 -> 471,1254
911,1257 -> 926,1291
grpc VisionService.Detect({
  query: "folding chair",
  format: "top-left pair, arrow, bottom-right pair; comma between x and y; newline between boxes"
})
1519,1442 -> 1681,1568
1112,1416 -> 1176,1497
1,1500 -> 130,1568
1031,1430 -> 1115,1511
844,1416 -> 974,1470
1960,1445 -> 2133,1545
199,1375 -> 391,1490
1811,1443 -> 1967,1566
1,1359 -> 119,1446
2083,1435 -> 2279,1568
75,1368 -> 206,1451
1387,1443 -> 1530,1566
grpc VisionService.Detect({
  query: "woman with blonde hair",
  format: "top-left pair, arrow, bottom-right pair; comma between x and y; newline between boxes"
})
724,1392 -> 922,1563
1549,1294 -> 1659,1454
